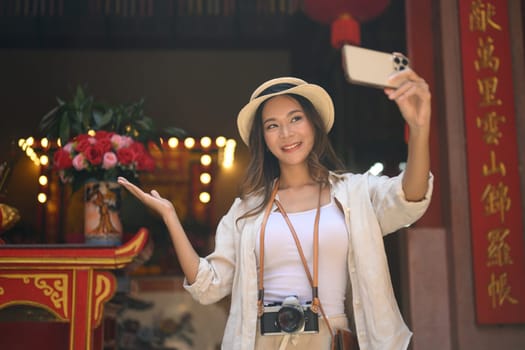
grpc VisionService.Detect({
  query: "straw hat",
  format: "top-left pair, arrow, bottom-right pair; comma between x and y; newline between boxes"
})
236,77 -> 334,145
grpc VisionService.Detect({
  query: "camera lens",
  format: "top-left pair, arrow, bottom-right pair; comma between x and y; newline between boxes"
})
277,305 -> 305,333
394,56 -> 400,64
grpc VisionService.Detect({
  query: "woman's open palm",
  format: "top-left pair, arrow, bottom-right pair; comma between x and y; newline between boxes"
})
117,177 -> 176,221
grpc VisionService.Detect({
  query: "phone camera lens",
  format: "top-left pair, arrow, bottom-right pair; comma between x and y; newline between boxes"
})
402,58 -> 409,66
394,57 -> 400,64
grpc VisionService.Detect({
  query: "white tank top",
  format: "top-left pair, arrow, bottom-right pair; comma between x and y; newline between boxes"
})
255,198 -> 349,317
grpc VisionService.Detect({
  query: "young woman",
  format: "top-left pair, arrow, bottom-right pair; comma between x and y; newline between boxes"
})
118,68 -> 433,350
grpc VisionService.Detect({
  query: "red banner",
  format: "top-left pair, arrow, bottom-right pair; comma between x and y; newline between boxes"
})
459,0 -> 525,324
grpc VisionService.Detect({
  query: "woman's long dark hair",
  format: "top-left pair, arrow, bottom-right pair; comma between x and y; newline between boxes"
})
237,93 -> 345,222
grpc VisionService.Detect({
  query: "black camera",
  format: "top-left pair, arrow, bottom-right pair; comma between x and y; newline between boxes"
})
260,296 -> 319,335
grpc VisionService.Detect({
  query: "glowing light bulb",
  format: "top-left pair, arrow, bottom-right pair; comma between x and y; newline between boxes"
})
39,175 -> 48,186
41,138 -> 49,149
199,192 -> 211,203
200,154 -> 212,166
200,172 -> 211,184
40,155 -> 49,166
222,139 -> 236,169
37,193 -> 47,203
215,136 -> 226,147
168,137 -> 179,148
200,137 -> 212,148
184,137 -> 195,149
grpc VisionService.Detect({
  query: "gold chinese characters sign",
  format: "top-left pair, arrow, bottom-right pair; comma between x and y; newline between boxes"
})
459,0 -> 525,323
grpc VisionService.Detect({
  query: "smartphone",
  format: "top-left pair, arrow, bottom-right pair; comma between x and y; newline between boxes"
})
341,44 -> 409,89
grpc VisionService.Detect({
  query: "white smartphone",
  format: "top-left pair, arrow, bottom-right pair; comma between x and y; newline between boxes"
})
341,44 -> 409,89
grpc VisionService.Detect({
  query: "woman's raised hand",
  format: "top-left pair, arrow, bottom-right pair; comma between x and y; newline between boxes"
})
117,176 -> 176,221
384,67 -> 431,130
384,67 -> 431,201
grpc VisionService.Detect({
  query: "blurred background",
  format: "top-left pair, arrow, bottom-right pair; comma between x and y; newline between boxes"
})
0,0 -> 407,237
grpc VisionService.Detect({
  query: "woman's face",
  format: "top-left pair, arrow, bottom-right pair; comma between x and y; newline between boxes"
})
261,95 -> 315,167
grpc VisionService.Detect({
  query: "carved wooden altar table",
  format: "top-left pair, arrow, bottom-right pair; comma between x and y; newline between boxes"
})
0,228 -> 149,350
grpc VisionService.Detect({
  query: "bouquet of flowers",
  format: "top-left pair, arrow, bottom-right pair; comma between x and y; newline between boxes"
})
53,130 -> 156,192
40,86 -> 185,193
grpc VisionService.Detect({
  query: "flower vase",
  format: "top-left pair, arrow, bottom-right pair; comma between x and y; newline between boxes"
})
84,180 -> 123,246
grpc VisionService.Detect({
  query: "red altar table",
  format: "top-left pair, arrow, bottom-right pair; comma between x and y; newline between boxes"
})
0,228 -> 149,350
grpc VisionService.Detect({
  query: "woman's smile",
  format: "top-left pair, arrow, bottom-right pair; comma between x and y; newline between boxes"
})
281,141 -> 302,152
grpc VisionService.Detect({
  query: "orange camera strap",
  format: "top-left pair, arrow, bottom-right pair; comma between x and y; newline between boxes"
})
257,179 -> 335,340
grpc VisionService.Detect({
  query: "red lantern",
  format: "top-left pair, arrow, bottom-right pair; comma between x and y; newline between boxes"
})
330,13 -> 360,48
302,0 -> 390,48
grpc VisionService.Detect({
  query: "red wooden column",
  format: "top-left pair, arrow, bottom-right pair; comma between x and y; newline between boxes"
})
402,1 -> 451,350
68,269 -> 115,349
403,0 -> 525,349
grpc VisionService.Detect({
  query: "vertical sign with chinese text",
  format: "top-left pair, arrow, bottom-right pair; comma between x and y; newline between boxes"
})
459,0 -> 525,323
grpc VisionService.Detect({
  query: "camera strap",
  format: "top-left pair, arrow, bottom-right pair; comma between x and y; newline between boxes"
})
257,178 -> 336,342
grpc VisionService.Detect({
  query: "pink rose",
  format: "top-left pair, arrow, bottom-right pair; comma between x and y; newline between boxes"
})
102,152 -> 118,169
63,142 -> 74,153
111,134 -> 133,150
72,153 -> 87,170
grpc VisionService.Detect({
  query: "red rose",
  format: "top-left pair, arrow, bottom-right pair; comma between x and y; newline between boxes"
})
128,142 -> 145,161
117,147 -> 134,165
53,149 -> 73,170
130,142 -> 146,153
96,138 -> 113,153
75,136 -> 94,153
136,153 -> 156,171
84,143 -> 104,165
74,134 -> 91,143
94,130 -> 115,141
